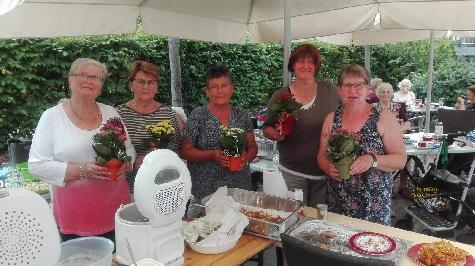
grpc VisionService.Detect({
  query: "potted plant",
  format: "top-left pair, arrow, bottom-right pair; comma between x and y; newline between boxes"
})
326,129 -> 363,180
92,117 -> 132,181
145,120 -> 175,151
268,92 -> 302,137
219,125 -> 246,172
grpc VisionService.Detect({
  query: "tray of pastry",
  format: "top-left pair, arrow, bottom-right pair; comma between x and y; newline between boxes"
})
201,188 -> 302,240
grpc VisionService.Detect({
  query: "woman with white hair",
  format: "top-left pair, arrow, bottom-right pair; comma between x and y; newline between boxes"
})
393,79 -> 416,107
29,58 -> 136,243
376,83 -> 411,132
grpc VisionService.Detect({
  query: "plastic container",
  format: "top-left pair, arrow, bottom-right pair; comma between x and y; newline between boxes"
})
57,237 -> 114,266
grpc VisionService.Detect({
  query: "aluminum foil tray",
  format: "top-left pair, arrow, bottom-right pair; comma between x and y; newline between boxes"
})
202,188 -> 302,240
288,219 -> 411,265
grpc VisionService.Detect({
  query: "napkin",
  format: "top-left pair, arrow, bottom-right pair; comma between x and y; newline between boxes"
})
198,209 -> 248,245
204,186 -> 240,216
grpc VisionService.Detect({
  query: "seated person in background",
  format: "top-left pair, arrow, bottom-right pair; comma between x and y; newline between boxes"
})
366,78 -> 381,104
455,86 -> 475,110
376,83 -> 411,132
466,85 -> 475,110
455,96 -> 466,110
393,78 -> 416,107
375,82 -> 411,198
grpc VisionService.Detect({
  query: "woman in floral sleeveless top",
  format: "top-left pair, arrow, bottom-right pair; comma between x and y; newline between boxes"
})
317,64 -> 406,225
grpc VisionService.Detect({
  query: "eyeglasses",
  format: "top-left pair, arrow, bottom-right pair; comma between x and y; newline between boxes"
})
134,79 -> 157,87
71,73 -> 104,83
207,84 -> 232,92
341,82 -> 367,90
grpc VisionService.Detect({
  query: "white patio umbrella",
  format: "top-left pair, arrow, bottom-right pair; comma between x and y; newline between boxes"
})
0,0 -> 24,16
2,0 -> 474,86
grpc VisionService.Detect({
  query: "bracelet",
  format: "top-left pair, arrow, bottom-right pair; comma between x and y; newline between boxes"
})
79,164 -> 84,180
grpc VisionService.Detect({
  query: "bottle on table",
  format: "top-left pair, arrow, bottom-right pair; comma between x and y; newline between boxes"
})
435,122 -> 444,138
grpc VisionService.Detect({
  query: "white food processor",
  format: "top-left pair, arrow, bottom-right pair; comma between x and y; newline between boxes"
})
115,149 -> 191,266
0,188 -> 60,266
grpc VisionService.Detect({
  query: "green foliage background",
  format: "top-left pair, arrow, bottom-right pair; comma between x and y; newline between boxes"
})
0,35 -> 473,150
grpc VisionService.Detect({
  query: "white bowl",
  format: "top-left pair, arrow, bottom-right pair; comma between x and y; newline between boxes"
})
131,258 -> 165,266
57,237 -> 114,266
186,235 -> 240,254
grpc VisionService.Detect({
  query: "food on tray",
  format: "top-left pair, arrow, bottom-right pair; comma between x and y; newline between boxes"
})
240,207 -> 284,223
319,230 -> 336,240
418,240 -> 470,266
349,232 -> 396,255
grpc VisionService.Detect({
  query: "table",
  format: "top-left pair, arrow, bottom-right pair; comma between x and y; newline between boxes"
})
250,158 -> 277,173
404,133 -> 475,156
113,234 -> 272,266
184,234 -> 272,265
407,106 -> 454,113
302,207 -> 475,265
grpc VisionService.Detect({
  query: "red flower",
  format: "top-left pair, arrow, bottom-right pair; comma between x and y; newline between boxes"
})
276,113 -> 296,136
269,92 -> 302,137
277,92 -> 296,102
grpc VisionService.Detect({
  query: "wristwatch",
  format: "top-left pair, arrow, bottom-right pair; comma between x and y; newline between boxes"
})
369,154 -> 378,168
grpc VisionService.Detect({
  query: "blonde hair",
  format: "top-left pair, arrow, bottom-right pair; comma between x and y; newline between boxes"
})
69,58 -> 108,78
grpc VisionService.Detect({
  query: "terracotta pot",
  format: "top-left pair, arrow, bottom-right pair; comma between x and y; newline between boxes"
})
228,156 -> 243,172
105,159 -> 122,181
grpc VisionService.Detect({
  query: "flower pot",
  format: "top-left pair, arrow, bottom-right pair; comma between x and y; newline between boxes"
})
334,157 -> 354,180
276,113 -> 296,137
228,156 -> 243,172
105,159 -> 122,181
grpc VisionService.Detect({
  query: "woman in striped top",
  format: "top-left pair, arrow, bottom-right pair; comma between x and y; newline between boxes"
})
117,60 -> 182,193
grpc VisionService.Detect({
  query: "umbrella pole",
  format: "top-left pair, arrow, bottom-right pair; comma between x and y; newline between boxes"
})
364,45 -> 371,76
425,30 -> 435,133
282,0 -> 292,87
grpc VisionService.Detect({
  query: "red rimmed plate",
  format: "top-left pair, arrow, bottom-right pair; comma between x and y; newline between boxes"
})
349,232 -> 396,255
407,243 -> 475,266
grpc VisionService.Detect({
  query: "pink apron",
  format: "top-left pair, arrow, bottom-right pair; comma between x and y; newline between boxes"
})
52,178 -> 131,235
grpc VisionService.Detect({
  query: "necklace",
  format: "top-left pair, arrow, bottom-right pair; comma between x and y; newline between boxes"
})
70,100 -> 98,123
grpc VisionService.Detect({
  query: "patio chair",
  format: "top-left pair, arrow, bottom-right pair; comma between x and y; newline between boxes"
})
280,233 -> 391,266
437,109 -> 475,133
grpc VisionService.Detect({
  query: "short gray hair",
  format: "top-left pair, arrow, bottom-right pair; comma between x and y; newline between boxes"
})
375,83 -> 394,98
398,78 -> 412,89
371,78 -> 383,91
69,58 -> 108,78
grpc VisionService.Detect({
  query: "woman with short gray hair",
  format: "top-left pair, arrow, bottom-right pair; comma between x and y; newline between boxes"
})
376,83 -> 410,132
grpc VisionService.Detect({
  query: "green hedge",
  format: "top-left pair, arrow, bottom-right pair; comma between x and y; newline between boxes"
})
0,34 -> 473,150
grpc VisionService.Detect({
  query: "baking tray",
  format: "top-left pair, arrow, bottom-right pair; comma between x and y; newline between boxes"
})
200,188 -> 302,240
287,219 -> 411,264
